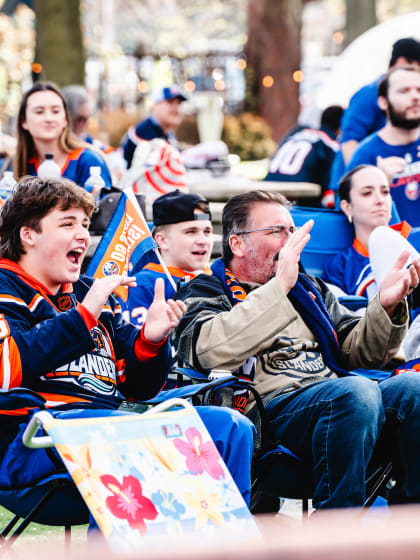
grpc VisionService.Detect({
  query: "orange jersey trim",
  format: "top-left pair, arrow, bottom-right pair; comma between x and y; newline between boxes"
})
391,220 -> 411,239
61,148 -> 85,174
1,335 -> 22,390
143,262 -> 212,278
352,238 -> 369,258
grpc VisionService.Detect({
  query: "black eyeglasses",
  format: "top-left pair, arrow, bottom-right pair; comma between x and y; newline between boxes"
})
234,225 -> 297,238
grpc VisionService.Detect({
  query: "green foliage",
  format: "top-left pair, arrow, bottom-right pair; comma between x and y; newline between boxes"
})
222,112 -> 276,161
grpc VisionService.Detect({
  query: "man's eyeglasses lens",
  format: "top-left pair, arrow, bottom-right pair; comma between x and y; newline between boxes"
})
271,225 -> 296,237
235,225 -> 297,238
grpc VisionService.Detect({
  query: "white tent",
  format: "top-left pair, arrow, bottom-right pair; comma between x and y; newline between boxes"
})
315,11 -> 420,109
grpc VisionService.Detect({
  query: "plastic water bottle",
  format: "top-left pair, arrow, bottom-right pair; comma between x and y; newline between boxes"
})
37,154 -> 61,178
0,171 -> 16,204
84,166 -> 105,197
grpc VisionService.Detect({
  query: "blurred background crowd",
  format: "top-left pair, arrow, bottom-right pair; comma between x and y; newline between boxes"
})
0,0 -> 418,167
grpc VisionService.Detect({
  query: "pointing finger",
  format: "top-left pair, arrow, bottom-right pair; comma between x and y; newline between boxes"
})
153,277 -> 165,301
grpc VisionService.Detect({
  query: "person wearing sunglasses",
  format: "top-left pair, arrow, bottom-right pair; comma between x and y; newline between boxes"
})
173,188 -> 420,512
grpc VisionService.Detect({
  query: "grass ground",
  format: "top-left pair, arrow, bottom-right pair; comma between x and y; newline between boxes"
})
0,505 -> 88,548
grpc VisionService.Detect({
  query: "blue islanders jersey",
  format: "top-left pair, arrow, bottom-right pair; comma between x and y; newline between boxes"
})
340,78 -> 386,143
27,147 -> 112,191
264,126 -> 338,190
329,78 -> 386,193
323,222 -> 411,297
0,259 -> 170,450
124,263 -> 211,328
323,240 -> 376,298
346,134 -> 420,226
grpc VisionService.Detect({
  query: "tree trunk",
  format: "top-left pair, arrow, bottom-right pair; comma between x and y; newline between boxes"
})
345,0 -> 377,47
246,0 -> 302,142
33,0 -> 85,86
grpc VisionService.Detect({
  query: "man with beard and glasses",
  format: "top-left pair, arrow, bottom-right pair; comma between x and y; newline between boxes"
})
345,65 -> 420,225
173,189 -> 420,512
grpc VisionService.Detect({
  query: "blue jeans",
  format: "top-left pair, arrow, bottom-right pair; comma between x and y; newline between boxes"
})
263,372 -> 420,510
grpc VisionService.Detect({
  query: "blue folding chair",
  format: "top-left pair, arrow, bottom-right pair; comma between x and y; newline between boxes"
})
0,389 -> 138,550
290,204 -> 401,278
290,204 -> 402,312
0,389 -> 89,550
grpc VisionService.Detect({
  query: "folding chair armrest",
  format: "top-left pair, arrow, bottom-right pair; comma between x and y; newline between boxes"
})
172,366 -> 209,382
22,410 -> 55,449
142,398 -> 194,415
140,375 -> 247,405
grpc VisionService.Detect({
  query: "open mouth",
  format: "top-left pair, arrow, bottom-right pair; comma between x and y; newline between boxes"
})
67,248 -> 84,265
192,250 -> 208,257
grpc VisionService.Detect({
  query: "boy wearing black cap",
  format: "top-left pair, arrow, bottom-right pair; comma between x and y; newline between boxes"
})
125,190 -> 213,327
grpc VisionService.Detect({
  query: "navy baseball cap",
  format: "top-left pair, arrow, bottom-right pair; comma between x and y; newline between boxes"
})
390,38 -> 420,67
153,190 -> 211,226
151,85 -> 187,104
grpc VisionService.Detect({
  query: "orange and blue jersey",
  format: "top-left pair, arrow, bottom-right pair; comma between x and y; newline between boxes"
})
323,222 -> 411,297
27,147 -> 112,192
125,262 -> 211,328
0,259 -> 170,454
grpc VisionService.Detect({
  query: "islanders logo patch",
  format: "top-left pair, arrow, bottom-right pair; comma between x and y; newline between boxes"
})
405,181 -> 419,201
103,261 -> 120,276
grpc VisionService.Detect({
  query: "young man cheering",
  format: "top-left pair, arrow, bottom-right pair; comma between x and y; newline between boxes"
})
0,177 -> 255,506
125,190 -> 213,328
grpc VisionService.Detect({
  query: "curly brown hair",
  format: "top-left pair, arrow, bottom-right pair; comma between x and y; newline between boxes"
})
0,176 -> 95,262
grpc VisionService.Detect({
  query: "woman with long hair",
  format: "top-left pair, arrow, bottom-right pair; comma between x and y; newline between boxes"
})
323,164 -> 418,299
14,81 -> 112,191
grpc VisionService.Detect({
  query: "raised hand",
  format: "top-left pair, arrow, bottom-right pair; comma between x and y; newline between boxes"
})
143,278 -> 187,343
82,275 -> 137,319
275,219 -> 313,294
379,251 -> 420,317
376,155 -> 406,182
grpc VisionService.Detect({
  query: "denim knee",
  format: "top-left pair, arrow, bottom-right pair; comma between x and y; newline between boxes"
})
336,376 -> 383,427
380,371 -> 420,420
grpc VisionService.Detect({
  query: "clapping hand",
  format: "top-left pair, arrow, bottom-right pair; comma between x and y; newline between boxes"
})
275,220 -> 313,294
379,251 -> 420,317
83,275 -> 137,319
143,278 -> 187,342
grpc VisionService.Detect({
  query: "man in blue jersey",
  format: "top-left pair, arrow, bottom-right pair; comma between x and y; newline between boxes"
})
345,65 -> 420,226
329,37 -> 420,192
121,85 -> 187,169
125,190 -> 212,328
264,105 -> 343,208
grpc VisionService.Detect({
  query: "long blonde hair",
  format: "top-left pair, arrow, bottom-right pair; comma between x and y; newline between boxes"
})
14,81 -> 88,179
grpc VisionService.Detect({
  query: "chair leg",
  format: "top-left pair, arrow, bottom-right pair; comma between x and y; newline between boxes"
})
0,486 -> 55,550
64,526 -> 71,551
0,514 -> 21,541
363,462 -> 393,509
302,498 -> 309,522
